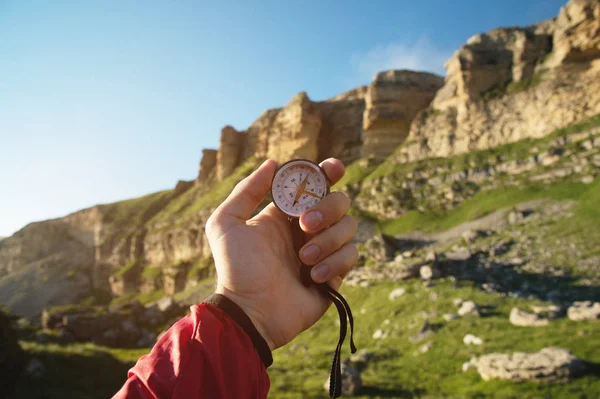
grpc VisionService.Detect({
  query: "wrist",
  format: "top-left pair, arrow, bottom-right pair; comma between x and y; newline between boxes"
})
214,285 -> 277,351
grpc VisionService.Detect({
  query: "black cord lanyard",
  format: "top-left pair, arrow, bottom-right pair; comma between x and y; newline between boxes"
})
291,219 -> 357,398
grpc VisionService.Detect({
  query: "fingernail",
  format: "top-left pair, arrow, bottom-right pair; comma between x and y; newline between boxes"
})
301,245 -> 320,263
311,264 -> 329,282
303,211 -> 323,230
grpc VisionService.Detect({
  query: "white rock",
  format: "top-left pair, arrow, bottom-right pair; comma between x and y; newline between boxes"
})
463,334 -> 483,345
509,307 -> 550,327
567,301 -> 600,321
389,288 -> 406,300
372,329 -> 384,340
458,301 -> 481,317
581,175 -> 594,184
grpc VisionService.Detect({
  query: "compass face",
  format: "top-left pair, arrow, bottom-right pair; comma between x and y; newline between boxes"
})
271,160 -> 329,218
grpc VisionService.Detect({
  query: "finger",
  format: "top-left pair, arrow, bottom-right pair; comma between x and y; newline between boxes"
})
310,243 -> 359,284
319,158 -> 345,186
299,192 -> 350,233
299,215 -> 357,265
210,159 -> 277,229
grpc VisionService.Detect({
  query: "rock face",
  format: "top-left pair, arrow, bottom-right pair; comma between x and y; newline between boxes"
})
216,125 -> 244,180
362,70 -> 443,161
398,0 -> 600,163
266,92 -> 322,162
475,347 -> 586,382
547,0 -> 600,67
196,149 -> 217,183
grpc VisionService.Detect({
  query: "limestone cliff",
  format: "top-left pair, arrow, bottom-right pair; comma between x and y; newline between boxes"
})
399,0 -> 600,162
1,0 -> 598,318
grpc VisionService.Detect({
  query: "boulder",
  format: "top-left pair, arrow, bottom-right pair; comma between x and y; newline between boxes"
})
509,307 -> 550,327
567,301 -> 600,321
389,288 -> 406,300
463,334 -> 483,345
474,347 -> 586,382
458,301 -> 481,317
363,234 -> 396,262
350,349 -> 375,371
323,361 -> 362,396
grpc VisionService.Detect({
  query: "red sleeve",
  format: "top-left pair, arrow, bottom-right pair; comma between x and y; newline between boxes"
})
112,302 -> 270,399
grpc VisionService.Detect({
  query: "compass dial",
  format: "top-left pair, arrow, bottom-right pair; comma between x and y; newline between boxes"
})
271,159 -> 329,218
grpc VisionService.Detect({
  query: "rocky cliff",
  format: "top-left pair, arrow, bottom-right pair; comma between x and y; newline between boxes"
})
1,0 -> 599,318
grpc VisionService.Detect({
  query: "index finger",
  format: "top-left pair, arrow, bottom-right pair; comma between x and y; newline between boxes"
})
319,158 -> 345,186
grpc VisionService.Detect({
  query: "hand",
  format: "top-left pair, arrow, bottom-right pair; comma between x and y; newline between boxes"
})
205,158 -> 358,350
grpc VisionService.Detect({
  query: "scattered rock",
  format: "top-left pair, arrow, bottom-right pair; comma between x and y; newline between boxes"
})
372,329 -> 385,340
409,320 -> 439,343
531,305 -> 563,319
458,301 -> 481,317
323,360 -> 362,396
581,175 -> 594,184
364,234 -> 396,262
389,288 -> 406,301
567,301 -> 600,321
453,298 -> 464,307
509,307 -> 550,327
463,334 -> 483,346
350,349 -> 375,371
419,265 -> 439,280
419,342 -> 432,354
474,347 -> 586,382
445,247 -> 471,261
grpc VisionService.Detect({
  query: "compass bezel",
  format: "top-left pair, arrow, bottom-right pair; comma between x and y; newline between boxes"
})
270,159 -> 331,218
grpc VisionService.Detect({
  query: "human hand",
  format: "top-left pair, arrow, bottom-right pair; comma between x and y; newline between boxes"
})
205,158 -> 358,350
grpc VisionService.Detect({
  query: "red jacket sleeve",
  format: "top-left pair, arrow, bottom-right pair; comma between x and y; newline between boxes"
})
112,301 -> 271,399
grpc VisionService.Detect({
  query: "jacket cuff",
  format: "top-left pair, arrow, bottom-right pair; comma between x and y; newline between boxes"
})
203,293 -> 273,368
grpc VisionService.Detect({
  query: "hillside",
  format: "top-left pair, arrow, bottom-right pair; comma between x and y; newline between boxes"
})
2,0 -> 600,397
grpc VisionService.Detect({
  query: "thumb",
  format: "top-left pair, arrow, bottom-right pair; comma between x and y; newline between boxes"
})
212,159 -> 277,227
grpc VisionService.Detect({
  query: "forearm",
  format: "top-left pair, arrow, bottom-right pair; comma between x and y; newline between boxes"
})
112,296 -> 271,399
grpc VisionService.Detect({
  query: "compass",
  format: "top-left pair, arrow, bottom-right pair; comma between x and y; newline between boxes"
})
271,159 -> 330,218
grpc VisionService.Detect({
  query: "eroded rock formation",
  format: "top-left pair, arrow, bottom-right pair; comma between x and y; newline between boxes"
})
1,0 -> 599,317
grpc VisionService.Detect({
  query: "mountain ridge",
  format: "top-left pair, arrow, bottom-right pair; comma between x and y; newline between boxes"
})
1,0 -> 599,318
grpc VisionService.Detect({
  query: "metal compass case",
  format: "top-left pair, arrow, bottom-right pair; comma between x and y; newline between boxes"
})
270,159 -> 357,399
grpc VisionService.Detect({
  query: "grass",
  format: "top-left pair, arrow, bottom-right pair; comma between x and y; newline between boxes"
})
365,112 -> 600,186
109,289 -> 166,306
141,266 -> 161,280
333,159 -> 378,188
111,259 -> 140,278
148,157 -> 261,225
14,278 -> 600,399
99,190 -> 172,230
14,341 -> 148,399
379,181 -> 591,236
268,279 -> 600,398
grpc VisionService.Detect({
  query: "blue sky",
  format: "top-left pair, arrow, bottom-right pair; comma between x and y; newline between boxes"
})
0,0 -> 566,237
